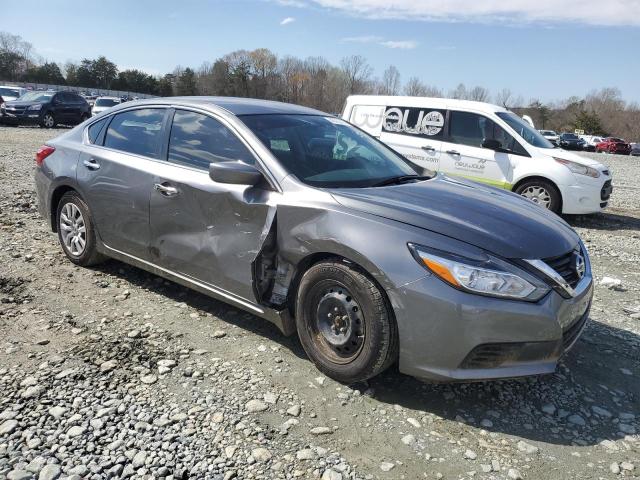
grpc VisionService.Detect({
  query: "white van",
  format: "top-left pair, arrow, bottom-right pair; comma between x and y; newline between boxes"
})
342,95 -> 612,214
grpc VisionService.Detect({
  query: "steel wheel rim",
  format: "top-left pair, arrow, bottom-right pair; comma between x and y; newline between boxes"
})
310,282 -> 365,364
521,185 -> 551,209
59,203 -> 86,256
44,114 -> 54,127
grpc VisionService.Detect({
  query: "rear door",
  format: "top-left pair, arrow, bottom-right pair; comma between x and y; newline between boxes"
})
378,105 -> 444,173
149,108 -> 275,302
76,107 -> 169,259
441,110 -> 526,189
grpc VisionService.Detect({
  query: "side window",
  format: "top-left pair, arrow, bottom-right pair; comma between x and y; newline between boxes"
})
382,106 -> 446,139
449,111 -> 527,155
167,110 -> 254,170
87,118 -> 108,144
104,108 -> 166,158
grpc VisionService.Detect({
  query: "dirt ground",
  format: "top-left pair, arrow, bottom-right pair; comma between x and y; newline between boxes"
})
1,125 -> 639,480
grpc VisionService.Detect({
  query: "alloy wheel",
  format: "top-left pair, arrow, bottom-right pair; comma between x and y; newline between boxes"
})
520,185 -> 552,209
59,202 -> 87,256
43,114 -> 54,128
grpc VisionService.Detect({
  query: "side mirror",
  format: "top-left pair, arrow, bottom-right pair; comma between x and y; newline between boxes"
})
209,161 -> 263,186
482,138 -> 503,151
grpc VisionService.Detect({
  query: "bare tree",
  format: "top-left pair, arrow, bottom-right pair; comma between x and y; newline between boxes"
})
403,77 -> 441,97
380,66 -> 401,95
449,83 -> 468,100
468,86 -> 490,102
340,55 -> 373,94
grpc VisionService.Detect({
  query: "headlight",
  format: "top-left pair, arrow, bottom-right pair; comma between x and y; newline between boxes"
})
408,244 -> 549,301
554,157 -> 600,178
27,104 -> 42,111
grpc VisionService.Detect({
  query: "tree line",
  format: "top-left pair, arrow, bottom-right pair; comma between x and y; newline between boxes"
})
1,31 -> 638,140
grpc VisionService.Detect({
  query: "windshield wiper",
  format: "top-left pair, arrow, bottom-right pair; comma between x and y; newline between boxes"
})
370,175 -> 431,187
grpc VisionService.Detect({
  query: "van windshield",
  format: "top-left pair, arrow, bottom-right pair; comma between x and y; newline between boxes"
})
496,112 -> 555,149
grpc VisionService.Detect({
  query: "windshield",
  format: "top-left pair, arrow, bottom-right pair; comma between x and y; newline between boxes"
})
496,112 -> 554,149
562,133 -> 578,139
240,114 -> 419,188
0,87 -> 21,98
18,92 -> 53,102
610,138 -> 624,143
95,98 -> 120,107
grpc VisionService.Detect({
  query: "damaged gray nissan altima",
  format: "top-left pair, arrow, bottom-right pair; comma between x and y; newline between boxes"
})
34,97 -> 593,383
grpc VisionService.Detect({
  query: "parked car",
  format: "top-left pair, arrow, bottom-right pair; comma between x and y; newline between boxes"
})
91,96 -> 121,116
631,143 -> 640,156
0,85 -> 27,102
539,129 -> 559,145
595,137 -> 632,155
35,97 -> 593,383
557,133 -> 585,150
579,135 -> 602,152
1,91 -> 91,128
343,95 -> 612,215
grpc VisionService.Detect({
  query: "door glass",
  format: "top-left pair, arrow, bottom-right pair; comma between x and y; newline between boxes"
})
104,108 -> 165,158
167,110 -> 254,170
88,118 -> 108,144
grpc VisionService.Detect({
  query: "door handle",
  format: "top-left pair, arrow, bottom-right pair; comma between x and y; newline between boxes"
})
421,145 -> 436,152
154,183 -> 179,197
83,158 -> 100,170
446,150 -> 461,156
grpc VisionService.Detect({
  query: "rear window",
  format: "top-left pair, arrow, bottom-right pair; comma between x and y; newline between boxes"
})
104,108 -> 166,158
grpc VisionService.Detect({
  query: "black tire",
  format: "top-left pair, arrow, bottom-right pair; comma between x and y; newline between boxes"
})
515,179 -> 562,214
295,260 -> 398,383
40,112 -> 56,129
79,113 -> 89,124
56,192 -> 106,267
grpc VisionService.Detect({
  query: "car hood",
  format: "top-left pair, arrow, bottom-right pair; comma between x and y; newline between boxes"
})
330,175 -> 579,260
5,100 -> 47,107
541,147 -> 604,168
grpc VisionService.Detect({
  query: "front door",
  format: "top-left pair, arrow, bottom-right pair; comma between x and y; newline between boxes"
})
77,107 -> 168,259
440,110 -> 521,189
149,109 -> 275,303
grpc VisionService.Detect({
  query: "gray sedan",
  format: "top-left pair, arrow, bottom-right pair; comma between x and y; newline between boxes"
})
34,97 -> 593,383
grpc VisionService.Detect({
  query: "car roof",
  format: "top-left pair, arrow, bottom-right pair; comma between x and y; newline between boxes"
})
344,95 -> 509,114
110,96 -> 328,116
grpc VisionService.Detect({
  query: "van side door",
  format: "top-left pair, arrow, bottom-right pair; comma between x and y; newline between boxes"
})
441,110 -> 526,189
378,105 -> 445,173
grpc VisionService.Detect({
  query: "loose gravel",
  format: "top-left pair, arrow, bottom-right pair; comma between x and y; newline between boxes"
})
0,126 -> 639,479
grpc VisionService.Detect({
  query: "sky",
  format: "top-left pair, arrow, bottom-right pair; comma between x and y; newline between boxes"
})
4,0 -> 640,103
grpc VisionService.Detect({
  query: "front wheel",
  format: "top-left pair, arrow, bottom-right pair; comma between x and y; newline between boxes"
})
40,112 -> 56,128
515,179 -> 561,214
295,260 -> 398,383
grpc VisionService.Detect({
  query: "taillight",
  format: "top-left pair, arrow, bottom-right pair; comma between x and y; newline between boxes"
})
35,145 -> 55,166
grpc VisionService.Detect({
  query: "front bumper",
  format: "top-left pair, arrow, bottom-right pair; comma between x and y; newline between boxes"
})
389,273 -> 593,382
0,109 -> 43,125
560,176 -> 613,214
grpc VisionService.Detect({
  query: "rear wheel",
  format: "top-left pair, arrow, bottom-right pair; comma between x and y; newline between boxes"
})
295,260 -> 398,383
56,192 -> 106,266
515,179 -> 561,214
40,112 -> 56,128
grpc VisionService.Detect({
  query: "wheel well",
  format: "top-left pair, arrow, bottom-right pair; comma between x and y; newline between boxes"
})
286,253 -> 392,320
512,176 -> 563,211
49,186 -> 77,232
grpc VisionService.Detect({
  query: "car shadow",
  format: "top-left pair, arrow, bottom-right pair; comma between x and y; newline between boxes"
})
95,259 -> 638,447
566,211 -> 640,231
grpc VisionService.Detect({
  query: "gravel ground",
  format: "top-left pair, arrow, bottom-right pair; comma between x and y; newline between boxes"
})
0,125 -> 639,480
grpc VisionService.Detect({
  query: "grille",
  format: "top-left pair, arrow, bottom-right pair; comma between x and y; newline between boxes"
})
562,307 -> 589,351
460,343 -> 525,369
4,105 -> 27,114
600,180 -> 612,201
543,249 -> 581,288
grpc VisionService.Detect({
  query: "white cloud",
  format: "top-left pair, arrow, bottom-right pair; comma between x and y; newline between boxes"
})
379,40 -> 417,49
301,0 -> 640,26
276,0 -> 308,6
280,16 -> 296,25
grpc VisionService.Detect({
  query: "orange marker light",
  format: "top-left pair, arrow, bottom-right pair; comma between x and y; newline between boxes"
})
422,257 -> 461,287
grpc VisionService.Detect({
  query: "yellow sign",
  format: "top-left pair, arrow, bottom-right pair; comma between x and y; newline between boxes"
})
575,129 -> 585,135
